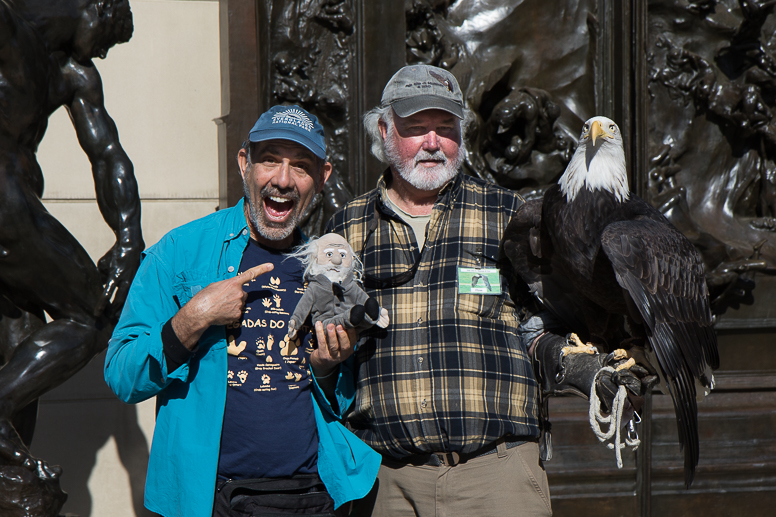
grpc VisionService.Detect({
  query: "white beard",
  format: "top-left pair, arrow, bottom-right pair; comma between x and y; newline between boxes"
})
311,262 -> 349,283
384,134 -> 465,192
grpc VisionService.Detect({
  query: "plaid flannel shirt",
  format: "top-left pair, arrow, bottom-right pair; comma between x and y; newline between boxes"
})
326,171 -> 540,459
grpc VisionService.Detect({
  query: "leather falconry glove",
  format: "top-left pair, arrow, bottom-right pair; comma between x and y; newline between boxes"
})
531,333 -> 652,414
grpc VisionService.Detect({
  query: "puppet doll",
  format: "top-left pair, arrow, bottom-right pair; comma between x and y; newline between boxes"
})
287,233 -> 389,339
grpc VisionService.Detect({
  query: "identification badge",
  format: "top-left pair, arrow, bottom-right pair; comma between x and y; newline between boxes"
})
457,267 -> 501,295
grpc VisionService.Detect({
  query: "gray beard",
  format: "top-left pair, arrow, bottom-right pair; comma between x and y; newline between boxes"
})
311,263 -> 349,283
243,180 -> 301,242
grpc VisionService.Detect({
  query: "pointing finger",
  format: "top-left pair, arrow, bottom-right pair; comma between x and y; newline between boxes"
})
235,262 -> 274,284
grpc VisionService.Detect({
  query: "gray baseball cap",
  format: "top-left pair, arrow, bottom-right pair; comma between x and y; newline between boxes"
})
381,64 -> 464,119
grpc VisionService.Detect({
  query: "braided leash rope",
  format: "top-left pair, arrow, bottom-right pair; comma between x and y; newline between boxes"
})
588,366 -> 640,468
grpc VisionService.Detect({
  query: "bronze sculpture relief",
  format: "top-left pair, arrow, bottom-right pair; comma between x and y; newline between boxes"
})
265,0 -> 357,237
0,0 -> 143,514
646,0 -> 776,318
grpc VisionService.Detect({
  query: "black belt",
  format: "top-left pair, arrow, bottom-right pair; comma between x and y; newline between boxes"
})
384,436 -> 532,468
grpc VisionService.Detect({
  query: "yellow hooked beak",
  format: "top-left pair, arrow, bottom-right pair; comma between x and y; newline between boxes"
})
588,120 -> 610,146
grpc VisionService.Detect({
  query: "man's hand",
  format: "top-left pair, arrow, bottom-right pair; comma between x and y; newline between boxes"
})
309,321 -> 356,378
595,362 -> 649,414
95,236 -> 144,321
171,263 -> 274,350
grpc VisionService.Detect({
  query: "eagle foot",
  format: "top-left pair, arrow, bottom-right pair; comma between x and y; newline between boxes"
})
605,348 -> 629,364
555,333 -> 599,383
615,357 -> 636,372
561,333 -> 598,356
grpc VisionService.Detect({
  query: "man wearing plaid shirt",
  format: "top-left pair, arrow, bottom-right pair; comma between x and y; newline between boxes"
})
312,65 -> 642,516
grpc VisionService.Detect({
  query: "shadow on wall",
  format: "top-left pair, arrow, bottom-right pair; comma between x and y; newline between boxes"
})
29,350 -> 155,517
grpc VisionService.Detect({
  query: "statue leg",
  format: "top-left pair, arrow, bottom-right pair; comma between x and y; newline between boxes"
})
0,179 -> 108,514
0,182 -> 108,418
0,320 -> 110,418
0,296 -> 46,447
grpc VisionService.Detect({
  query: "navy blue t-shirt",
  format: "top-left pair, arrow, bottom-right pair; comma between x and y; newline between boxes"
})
217,239 -> 317,480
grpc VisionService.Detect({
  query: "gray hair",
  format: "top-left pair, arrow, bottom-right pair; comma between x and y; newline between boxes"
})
363,105 -> 476,164
284,237 -> 364,282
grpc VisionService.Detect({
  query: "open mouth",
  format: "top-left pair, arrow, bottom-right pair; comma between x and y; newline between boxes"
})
263,195 -> 296,222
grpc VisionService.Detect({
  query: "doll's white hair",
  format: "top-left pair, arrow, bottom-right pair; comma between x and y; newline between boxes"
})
285,237 -> 364,282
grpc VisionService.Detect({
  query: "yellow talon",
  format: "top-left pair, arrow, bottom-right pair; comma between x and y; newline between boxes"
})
615,358 -> 636,371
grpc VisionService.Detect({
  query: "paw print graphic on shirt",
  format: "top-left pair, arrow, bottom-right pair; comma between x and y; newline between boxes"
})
261,374 -> 270,385
279,334 -> 299,357
237,370 -> 248,383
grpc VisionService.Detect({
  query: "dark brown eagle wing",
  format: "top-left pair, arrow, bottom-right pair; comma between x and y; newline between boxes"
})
601,217 -> 719,487
502,199 -> 588,332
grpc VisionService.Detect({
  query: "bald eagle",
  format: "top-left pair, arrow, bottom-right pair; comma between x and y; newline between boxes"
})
503,116 -> 719,488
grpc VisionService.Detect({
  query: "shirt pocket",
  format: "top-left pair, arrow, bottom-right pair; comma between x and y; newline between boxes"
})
449,245 -> 507,320
171,269 -> 219,308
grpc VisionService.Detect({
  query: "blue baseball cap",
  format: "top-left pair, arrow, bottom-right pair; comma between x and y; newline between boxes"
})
248,105 -> 327,160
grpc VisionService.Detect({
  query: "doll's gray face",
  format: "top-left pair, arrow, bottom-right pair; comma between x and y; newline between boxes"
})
314,234 -> 353,281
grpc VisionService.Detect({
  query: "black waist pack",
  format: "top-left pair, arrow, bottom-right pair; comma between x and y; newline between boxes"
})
213,474 -> 337,517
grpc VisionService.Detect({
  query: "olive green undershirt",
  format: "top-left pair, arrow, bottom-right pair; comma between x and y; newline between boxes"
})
384,191 -> 431,250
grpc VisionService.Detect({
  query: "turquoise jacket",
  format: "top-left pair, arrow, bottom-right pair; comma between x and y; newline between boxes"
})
104,201 -> 380,517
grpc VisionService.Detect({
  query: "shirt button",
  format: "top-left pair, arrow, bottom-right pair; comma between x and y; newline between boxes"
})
417,357 -> 423,365
229,233 -> 234,237
417,317 -> 423,323
421,399 -> 427,408
228,266 -> 235,273
242,229 -> 248,236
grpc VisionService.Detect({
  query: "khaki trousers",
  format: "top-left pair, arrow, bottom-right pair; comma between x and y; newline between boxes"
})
351,441 -> 552,517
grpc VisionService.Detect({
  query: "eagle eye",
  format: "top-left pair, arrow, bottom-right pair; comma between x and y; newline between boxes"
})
609,124 -> 616,132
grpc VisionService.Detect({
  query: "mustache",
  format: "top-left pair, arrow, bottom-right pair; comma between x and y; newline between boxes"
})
261,184 -> 300,201
414,149 -> 447,166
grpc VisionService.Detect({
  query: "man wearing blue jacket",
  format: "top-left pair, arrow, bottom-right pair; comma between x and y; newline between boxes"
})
105,105 -> 380,517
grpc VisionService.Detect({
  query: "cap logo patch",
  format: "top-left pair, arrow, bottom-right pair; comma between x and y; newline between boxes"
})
271,108 -> 314,132
429,70 -> 454,93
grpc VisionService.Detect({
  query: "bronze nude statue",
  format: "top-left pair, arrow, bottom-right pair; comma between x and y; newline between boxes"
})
0,0 -> 142,514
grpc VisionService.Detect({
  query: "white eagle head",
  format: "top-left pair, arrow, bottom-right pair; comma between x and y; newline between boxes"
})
559,116 -> 629,203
